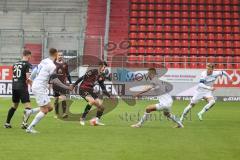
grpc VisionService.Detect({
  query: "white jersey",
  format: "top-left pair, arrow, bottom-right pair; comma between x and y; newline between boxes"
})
32,58 -> 56,90
197,70 -> 231,92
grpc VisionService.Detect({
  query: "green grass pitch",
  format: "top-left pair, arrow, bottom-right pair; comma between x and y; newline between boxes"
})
0,97 -> 239,160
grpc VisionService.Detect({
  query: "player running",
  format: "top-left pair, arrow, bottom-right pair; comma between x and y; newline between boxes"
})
4,50 -> 40,129
180,63 -> 232,123
131,68 -> 184,128
26,48 -> 72,133
72,61 -> 111,126
53,52 -> 72,119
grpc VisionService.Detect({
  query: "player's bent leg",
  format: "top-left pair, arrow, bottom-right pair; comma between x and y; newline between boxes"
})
4,103 -> 19,128
198,97 -> 216,121
93,99 -> 105,126
164,111 -> 184,128
54,97 -> 59,117
131,104 -> 156,128
180,103 -> 195,123
61,100 -> 68,118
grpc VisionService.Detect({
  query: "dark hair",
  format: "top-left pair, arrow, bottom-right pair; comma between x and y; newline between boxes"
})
148,68 -> 157,74
22,50 -> 32,56
49,48 -> 58,56
99,61 -> 108,66
207,63 -> 215,69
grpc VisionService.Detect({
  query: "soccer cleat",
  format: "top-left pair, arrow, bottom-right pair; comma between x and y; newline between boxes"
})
4,123 -> 12,128
23,109 -> 32,123
79,118 -> 85,126
95,118 -> 105,126
26,128 -> 39,134
62,113 -> 68,119
131,123 -> 141,128
197,113 -> 203,121
54,115 -> 58,119
176,121 -> 184,128
21,123 -> 28,129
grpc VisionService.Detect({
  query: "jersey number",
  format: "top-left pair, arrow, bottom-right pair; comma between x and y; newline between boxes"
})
13,65 -> 23,78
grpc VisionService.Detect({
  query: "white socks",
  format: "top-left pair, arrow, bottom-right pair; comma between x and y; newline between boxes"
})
199,100 -> 215,115
31,107 -> 41,114
168,114 -> 179,124
27,111 -> 45,130
180,104 -> 193,122
138,112 -> 150,125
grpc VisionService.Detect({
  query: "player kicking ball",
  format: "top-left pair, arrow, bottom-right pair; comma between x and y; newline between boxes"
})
180,63 -> 232,123
4,50 -> 40,129
26,48 -> 72,133
131,68 -> 183,128
72,61 -> 111,126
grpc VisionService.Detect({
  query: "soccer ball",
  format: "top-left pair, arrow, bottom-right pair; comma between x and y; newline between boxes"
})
90,118 -> 97,126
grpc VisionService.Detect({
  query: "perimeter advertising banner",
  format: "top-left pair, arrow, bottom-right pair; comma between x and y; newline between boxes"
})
0,66 -> 239,101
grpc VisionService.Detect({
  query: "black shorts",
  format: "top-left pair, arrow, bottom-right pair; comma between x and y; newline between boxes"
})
12,89 -> 30,103
79,88 -> 99,101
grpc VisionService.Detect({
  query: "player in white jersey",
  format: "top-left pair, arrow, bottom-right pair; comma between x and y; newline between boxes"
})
26,48 -> 72,133
131,68 -> 184,128
180,63 -> 232,123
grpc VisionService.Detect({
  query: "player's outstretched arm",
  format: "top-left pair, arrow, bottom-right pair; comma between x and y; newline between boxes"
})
50,74 -> 72,91
133,86 -> 153,98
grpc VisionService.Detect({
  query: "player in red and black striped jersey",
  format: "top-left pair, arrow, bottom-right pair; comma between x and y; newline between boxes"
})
53,52 -> 72,118
4,50 -> 40,129
72,61 -> 111,126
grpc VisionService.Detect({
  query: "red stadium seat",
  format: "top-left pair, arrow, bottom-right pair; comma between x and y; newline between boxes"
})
129,32 -> 137,39
190,40 -> 198,47
139,11 -> 147,17
199,26 -> 205,33
146,47 -> 155,54
182,5 -> 188,11
156,4 -> 163,10
128,55 -> 138,61
224,12 -> 231,19
190,19 -> 197,25
215,5 -> 222,11
198,5 -> 205,11
131,4 -> 138,10
138,40 -> 145,46
216,41 -> 224,48
138,18 -> 146,24
139,25 -> 146,32
173,40 -> 181,47
172,33 -> 180,39
216,33 -> 223,40
216,48 -> 224,54
182,47 -> 189,54
147,11 -> 154,18
138,33 -> 146,39
139,4 -> 147,10
147,18 -> 154,25
181,26 -> 188,32
226,48 -> 233,55
208,48 -> 216,54
147,32 -> 155,39
147,25 -> 155,32
148,4 -> 154,11
129,47 -> 137,54
165,11 -> 171,18
156,48 -> 164,54
190,12 -> 197,18
215,63 -> 225,69
190,5 -> 197,11
207,56 -> 215,63
156,11 -> 163,17
156,18 -> 163,25
165,40 -> 171,47
199,48 -> 207,54
224,27 -> 232,33
208,33 -> 215,40
233,12 -> 239,19
215,12 -> 222,19
190,48 -> 197,54
199,40 -> 207,47
208,41 -> 216,48
199,33 -> 207,40
138,47 -> 145,54
216,26 -> 223,33
146,40 -> 154,47
173,5 -> 180,11
206,5 -> 214,10
129,25 -> 137,32
234,41 -> 240,48
233,5 -> 239,11
156,33 -> 163,39
165,33 -> 172,40
198,12 -> 205,18
233,20 -> 240,26
130,18 -> 137,24
130,40 -> 137,46
155,55 -> 164,61
233,27 -> 240,33
181,19 -> 189,25
173,47 -> 181,54
164,25 -> 171,32
164,18 -> 171,25
182,12 -> 188,18
216,19 -> 223,26
156,40 -> 164,47
206,19 -> 214,26
234,48 -> 240,55
145,55 -> 154,62
216,0 -> 222,4
173,11 -> 180,18
198,56 -> 206,62
172,26 -> 180,32
225,41 -> 233,48
223,19 -> 231,26
156,25 -> 163,31
207,26 -> 215,33
182,40 -> 188,47
164,47 -> 172,54
233,34 -> 240,41
131,11 -> 138,17
225,34 -> 232,41
198,63 -> 206,69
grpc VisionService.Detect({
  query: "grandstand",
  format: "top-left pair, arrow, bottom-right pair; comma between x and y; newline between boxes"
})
0,0 -> 239,69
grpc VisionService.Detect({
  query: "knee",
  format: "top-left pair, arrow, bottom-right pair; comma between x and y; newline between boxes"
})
48,107 -> 53,112
209,99 -> 216,105
146,108 -> 151,113
164,112 -> 170,117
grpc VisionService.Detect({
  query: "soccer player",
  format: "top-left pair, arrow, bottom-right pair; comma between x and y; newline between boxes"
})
4,50 -> 40,129
72,61 -> 111,126
26,48 -> 72,133
131,68 -> 184,128
180,63 -> 232,122
53,52 -> 72,118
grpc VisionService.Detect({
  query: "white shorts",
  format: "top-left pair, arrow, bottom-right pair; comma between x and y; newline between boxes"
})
32,84 -> 50,107
191,90 -> 214,104
155,94 -> 173,112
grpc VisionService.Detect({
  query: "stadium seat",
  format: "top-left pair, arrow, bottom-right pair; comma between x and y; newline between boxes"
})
190,48 -> 197,54
233,27 -> 240,33
199,48 -> 207,54
190,12 -> 197,18
208,48 -> 216,54
216,41 -> 224,48
155,55 -> 164,61
215,12 -> 222,19
130,40 -> 137,46
139,25 -> 146,32
226,48 -> 233,55
147,18 -> 154,25
173,5 -> 180,11
129,33 -> 137,39
146,47 -> 155,54
199,41 -> 207,47
190,40 -> 197,47
139,11 -> 147,17
156,19 -> 163,25
138,33 -> 146,39
129,47 -> 137,54
138,40 -> 145,46
156,11 -> 163,17
181,26 -> 188,32
207,56 -> 215,63
225,41 -> 233,48
182,40 -> 188,47
130,25 -> 137,31
173,40 -> 181,47
139,18 -> 147,24
130,18 -> 137,24
182,47 -> 189,54
147,11 -> 154,17
216,26 -> 223,33
216,19 -> 223,26
146,40 -> 154,47
190,33 -> 197,40
208,41 -> 215,48
148,4 -> 154,10
156,33 -> 163,39
173,48 -> 181,54
147,32 -> 155,39
138,47 -> 145,54
216,48 -> 224,54
173,33 -> 180,39
164,25 -> 171,32
216,33 -> 223,40
165,33 -> 172,40
164,18 -> 171,25
156,47 -> 164,54
223,19 -> 231,26
156,25 -> 163,31
190,5 -> 197,11
128,54 -> 138,61
234,41 -> 240,48
147,25 -> 155,32
156,40 -> 164,47
131,4 -> 138,10
233,20 -> 240,26
139,4 -> 147,10
172,26 -> 180,32
208,33 -> 215,40
199,33 -> 207,40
